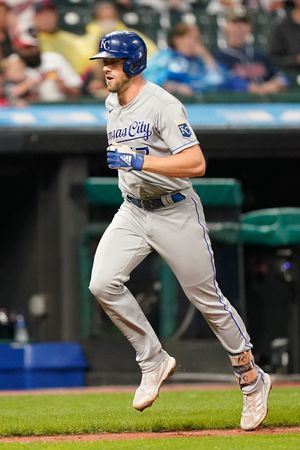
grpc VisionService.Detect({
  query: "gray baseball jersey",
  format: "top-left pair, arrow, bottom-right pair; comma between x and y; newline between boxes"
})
90,79 -> 260,386
106,81 -> 198,199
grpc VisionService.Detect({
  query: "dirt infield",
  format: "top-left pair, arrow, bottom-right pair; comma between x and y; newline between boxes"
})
0,380 -> 299,396
0,383 -> 235,396
0,427 -> 300,443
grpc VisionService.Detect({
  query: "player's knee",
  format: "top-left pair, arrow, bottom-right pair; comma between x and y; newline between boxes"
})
89,273 -> 121,300
89,277 -> 110,299
88,279 -> 101,299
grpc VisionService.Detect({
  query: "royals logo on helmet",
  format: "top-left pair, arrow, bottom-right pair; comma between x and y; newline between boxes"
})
101,39 -> 110,51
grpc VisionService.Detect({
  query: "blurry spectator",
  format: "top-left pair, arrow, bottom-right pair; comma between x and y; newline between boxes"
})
0,0 -> 13,59
144,23 -> 225,96
269,0 -> 300,72
13,32 -> 82,102
207,0 -> 243,17
33,0 -> 93,75
1,53 -> 38,105
6,0 -> 35,41
214,7 -> 288,93
259,0 -> 287,15
81,61 -> 107,99
114,0 -> 133,14
206,0 -> 286,16
0,68 -> 9,105
138,0 -> 195,13
85,2 -> 157,58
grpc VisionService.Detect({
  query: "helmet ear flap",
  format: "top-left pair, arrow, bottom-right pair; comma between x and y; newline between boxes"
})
123,57 -> 144,76
123,59 -> 133,76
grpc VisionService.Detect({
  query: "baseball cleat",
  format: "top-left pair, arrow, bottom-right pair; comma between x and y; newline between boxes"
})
132,351 -> 176,412
240,372 -> 272,431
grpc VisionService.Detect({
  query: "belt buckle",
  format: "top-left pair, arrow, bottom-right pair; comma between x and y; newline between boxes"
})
142,198 -> 154,210
140,199 -> 147,209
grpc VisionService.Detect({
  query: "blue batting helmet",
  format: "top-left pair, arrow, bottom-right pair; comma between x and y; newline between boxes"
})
89,31 -> 147,77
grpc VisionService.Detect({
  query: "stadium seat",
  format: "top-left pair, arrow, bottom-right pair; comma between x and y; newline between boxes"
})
128,7 -> 161,44
197,14 -> 218,50
57,0 -> 94,6
252,13 -> 272,50
58,6 -> 92,34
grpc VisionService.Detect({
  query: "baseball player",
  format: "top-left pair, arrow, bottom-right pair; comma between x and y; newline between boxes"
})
89,30 -> 271,431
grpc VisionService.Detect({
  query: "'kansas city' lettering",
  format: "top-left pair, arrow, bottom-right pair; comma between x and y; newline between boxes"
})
108,121 -> 152,142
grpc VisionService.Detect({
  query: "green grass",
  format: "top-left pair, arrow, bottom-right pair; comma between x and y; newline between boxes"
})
0,387 -> 299,437
1,435 -> 300,450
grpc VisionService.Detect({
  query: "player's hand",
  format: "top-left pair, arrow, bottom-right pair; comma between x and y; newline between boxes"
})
107,144 -> 144,171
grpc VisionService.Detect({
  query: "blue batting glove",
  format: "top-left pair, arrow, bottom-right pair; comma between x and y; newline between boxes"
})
107,147 -> 144,171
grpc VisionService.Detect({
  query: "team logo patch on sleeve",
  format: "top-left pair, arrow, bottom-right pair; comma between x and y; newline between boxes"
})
178,123 -> 192,138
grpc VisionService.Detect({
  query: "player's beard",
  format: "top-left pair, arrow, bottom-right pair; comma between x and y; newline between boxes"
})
106,74 -> 131,93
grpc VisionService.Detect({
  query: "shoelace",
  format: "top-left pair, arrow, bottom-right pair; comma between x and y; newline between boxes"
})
140,363 -> 167,387
243,392 -> 256,412
140,372 -> 157,387
244,387 -> 265,414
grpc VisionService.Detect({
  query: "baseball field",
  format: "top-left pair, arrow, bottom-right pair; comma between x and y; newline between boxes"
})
0,382 -> 299,449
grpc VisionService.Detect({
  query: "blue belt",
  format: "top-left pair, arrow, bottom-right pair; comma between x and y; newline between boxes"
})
127,192 -> 186,211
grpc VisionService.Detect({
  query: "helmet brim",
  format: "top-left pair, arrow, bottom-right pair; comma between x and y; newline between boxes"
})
89,51 -> 122,60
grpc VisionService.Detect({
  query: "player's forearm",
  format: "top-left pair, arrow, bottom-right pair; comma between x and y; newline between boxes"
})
142,145 -> 206,178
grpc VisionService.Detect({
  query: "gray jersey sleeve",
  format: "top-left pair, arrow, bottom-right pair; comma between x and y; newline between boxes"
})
156,103 -> 199,154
